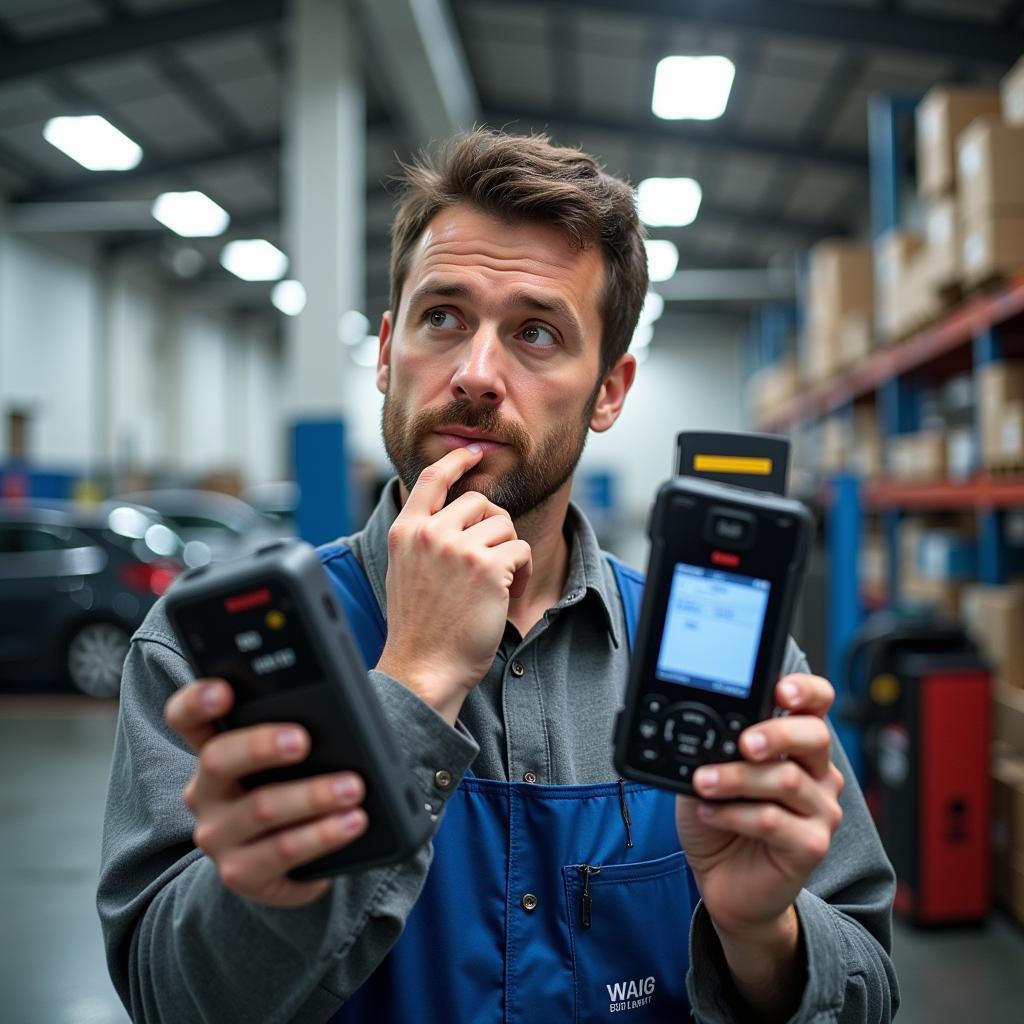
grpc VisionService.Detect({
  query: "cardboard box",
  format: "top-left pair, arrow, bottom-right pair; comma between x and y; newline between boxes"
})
888,429 -> 947,481
962,583 -> 1024,690
1001,54 -> 1024,127
749,357 -> 799,423
994,682 -> 1024,752
946,424 -> 978,480
924,195 -> 961,291
978,362 -> 1024,466
860,531 -> 890,603
917,86 -> 1001,198
851,406 -> 883,479
838,310 -> 873,368
901,576 -> 964,619
957,118 -> 1024,221
808,239 -> 874,317
874,230 -> 926,341
962,213 -> 1024,287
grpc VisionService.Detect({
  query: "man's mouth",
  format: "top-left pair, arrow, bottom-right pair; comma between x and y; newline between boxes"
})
434,428 -> 510,455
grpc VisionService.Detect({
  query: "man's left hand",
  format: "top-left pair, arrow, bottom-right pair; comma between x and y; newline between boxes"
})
676,672 -> 844,957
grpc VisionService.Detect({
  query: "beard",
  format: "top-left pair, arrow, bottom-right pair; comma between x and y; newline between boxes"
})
381,387 -> 598,521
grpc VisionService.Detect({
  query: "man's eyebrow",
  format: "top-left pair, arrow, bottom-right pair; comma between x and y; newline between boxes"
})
407,281 -> 582,334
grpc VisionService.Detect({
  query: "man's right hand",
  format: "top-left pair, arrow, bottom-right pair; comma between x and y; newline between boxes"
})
165,679 -> 368,907
376,445 -> 533,725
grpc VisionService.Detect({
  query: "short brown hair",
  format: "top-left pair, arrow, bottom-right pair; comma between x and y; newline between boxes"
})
388,129 -> 649,376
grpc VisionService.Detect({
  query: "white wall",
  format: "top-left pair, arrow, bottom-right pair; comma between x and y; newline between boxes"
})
0,231 -> 103,468
581,315 -> 745,565
0,224 -> 287,488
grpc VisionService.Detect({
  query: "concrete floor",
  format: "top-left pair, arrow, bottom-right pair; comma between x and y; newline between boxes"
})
2,694 -> 1023,1024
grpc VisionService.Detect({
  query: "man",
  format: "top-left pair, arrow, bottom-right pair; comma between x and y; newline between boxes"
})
98,130 -> 898,1023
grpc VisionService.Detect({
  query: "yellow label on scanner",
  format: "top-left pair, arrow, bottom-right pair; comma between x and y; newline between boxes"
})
693,455 -> 773,476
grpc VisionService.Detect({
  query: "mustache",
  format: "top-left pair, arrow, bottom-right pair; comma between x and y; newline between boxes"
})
410,400 -> 530,455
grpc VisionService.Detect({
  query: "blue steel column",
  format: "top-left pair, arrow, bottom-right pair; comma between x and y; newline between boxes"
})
868,95 -> 920,240
285,0 -> 364,545
828,473 -> 863,778
974,327 -> 1007,584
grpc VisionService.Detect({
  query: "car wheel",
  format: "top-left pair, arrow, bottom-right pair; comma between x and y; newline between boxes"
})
66,622 -> 131,698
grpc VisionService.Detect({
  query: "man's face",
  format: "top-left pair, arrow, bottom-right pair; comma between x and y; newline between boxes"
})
377,205 -> 632,520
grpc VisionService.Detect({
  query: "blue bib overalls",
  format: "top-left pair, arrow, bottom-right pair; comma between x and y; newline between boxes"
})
318,543 -> 699,1023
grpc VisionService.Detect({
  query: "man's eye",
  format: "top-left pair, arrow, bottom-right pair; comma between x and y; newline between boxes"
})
428,310 -> 459,329
521,325 -> 557,348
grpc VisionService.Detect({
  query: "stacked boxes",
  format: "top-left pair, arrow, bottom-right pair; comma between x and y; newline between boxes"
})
992,755 -> 1024,925
977,362 -> 1024,470
748,356 -> 800,424
956,118 -> 1024,285
916,86 -> 1002,199
962,582 -> 1024,691
803,240 -> 874,382
898,518 -> 972,619
874,230 -> 926,342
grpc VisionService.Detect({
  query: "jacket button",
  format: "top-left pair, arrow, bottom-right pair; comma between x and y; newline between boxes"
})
522,770 -> 538,784
510,660 -> 525,677
521,893 -> 538,912
433,769 -> 453,790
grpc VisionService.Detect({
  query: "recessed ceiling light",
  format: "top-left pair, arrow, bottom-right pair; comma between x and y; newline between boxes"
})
271,280 -> 307,316
42,115 -> 142,171
652,56 -> 736,121
644,239 -> 679,282
152,191 -> 230,237
637,178 -> 702,227
219,239 -> 289,281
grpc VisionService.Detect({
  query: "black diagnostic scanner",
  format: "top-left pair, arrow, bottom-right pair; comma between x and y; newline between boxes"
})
164,539 -> 433,879
614,476 -> 811,796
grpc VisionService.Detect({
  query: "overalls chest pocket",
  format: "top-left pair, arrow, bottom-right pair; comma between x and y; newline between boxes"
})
562,850 -> 695,1024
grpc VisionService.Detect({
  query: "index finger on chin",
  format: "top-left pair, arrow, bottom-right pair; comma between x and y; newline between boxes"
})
402,447 -> 485,517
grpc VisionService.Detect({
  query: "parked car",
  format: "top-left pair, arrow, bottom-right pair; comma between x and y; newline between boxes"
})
0,501 -> 186,698
115,489 -> 291,564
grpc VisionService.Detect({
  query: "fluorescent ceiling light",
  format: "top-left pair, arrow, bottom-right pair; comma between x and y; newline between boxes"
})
43,115 -> 142,171
219,239 -> 289,281
639,291 -> 665,326
637,177 -> 702,227
271,280 -> 307,316
645,239 -> 679,282
152,191 -> 229,237
652,56 -> 736,121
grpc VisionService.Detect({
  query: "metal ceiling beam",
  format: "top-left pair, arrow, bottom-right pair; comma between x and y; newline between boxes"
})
0,0 -> 285,83
8,200 -> 156,232
12,137 -> 281,203
482,105 -> 865,171
538,0 -> 1024,64
354,0 -> 478,143
655,268 -> 795,304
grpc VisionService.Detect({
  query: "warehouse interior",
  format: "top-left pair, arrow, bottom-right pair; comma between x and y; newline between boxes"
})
2,0 -> 1024,1021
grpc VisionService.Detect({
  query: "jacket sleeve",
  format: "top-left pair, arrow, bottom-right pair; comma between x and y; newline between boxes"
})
97,601 -> 478,1024
686,638 -> 900,1024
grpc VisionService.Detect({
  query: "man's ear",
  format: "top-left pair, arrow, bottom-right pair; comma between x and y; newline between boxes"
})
376,311 -> 393,394
590,352 -> 637,433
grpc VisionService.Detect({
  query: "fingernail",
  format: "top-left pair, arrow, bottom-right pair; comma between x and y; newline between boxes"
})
338,810 -> 364,834
781,680 -> 801,704
696,767 -> 719,792
277,728 -> 303,755
466,443 -> 483,453
201,684 -> 223,710
334,777 -> 358,801
746,730 -> 768,755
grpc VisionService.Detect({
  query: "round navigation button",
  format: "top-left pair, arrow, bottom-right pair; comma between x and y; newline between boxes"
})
638,719 -> 659,741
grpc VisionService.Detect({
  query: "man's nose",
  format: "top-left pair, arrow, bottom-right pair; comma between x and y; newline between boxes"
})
450,329 -> 506,407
